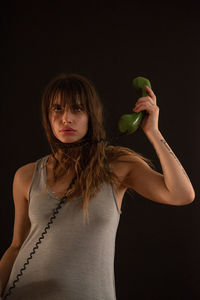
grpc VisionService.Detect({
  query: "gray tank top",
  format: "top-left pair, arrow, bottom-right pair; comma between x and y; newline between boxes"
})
3,155 -> 122,300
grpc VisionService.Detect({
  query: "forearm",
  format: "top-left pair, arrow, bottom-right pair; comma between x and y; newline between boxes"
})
146,129 -> 195,203
0,246 -> 20,295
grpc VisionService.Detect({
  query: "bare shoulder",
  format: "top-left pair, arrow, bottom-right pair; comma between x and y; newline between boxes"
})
106,145 -> 150,178
10,161 -> 37,249
16,161 -> 36,183
14,161 -> 36,201
109,154 -> 145,186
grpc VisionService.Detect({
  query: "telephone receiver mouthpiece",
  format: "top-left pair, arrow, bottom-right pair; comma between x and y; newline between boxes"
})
118,76 -> 152,134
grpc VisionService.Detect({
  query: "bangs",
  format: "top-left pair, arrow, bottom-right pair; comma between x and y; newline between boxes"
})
49,79 -> 88,111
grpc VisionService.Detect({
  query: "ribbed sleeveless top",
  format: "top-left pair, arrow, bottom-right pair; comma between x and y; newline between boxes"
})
3,155 -> 122,300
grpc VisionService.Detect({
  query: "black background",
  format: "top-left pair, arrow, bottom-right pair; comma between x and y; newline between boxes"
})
1,1 -> 200,299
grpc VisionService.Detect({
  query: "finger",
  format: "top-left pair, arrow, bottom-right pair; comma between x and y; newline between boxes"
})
133,103 -> 157,113
137,96 -> 154,103
145,86 -> 156,102
136,97 -> 154,106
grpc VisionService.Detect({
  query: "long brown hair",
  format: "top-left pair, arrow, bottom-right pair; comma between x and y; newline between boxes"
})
41,73 -> 153,221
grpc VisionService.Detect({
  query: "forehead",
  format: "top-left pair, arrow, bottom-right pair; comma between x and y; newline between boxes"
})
50,90 -> 83,108
52,95 -> 81,105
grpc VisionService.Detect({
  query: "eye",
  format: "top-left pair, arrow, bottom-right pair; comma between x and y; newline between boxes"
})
72,104 -> 84,112
52,104 -> 63,112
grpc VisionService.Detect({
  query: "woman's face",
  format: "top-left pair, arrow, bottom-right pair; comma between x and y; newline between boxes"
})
48,95 -> 89,144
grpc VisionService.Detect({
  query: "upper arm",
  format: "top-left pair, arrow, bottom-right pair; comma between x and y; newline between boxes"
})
10,163 -> 35,249
123,157 -> 179,205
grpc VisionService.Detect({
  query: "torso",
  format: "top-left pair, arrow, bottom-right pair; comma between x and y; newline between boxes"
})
23,156 -> 128,212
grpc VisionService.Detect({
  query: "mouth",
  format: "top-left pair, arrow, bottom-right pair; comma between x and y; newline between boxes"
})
60,129 -> 76,135
60,129 -> 75,132
60,127 -> 76,132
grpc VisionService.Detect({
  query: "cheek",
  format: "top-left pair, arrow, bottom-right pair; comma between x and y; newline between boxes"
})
48,115 -> 57,133
48,115 -> 53,128
83,116 -> 89,130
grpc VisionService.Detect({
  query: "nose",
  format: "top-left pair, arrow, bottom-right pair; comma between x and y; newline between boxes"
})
62,108 -> 73,124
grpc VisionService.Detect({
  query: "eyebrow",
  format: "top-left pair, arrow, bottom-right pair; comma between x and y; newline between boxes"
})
51,103 -> 63,107
51,102 -> 84,109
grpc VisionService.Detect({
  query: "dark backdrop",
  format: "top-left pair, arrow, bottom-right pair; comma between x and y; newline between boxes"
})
1,1 -> 200,299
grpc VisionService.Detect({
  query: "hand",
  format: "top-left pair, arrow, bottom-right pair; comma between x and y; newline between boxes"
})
133,85 -> 159,135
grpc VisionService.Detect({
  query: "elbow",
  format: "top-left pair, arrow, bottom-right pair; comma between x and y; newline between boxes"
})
185,188 -> 196,204
175,191 -> 195,206
167,188 -> 195,206
187,191 -> 195,204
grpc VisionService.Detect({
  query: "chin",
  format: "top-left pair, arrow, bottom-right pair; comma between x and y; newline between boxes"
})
60,137 -> 83,144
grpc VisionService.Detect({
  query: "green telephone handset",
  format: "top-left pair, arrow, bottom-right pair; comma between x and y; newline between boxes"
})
118,76 -> 151,134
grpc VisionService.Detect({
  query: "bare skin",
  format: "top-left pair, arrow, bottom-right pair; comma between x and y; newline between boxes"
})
0,158 -> 126,296
1,85 -> 195,295
12,157 -> 127,250
23,158 -> 125,214
11,132 -> 195,253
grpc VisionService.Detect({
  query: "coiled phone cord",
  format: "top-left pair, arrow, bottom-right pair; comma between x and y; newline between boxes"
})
3,134 -> 128,298
3,133 -> 129,299
56,132 -> 128,149
3,177 -> 76,300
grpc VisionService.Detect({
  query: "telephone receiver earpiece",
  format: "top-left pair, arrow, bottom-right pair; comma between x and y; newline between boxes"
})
118,76 -> 152,134
51,76 -> 152,150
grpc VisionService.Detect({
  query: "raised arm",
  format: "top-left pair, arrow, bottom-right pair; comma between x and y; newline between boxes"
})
122,85 -> 195,205
0,163 -> 34,296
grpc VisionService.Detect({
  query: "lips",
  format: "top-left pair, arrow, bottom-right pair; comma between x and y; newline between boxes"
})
60,127 -> 76,132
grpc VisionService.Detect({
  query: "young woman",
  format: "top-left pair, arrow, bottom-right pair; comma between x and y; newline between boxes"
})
0,73 -> 195,300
